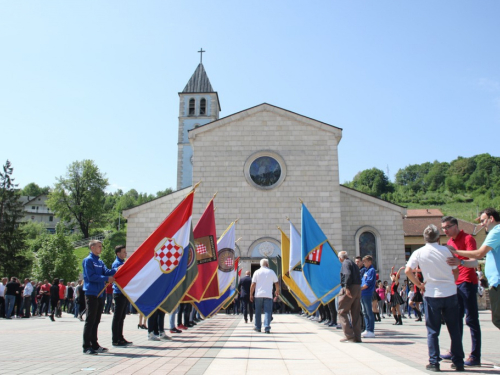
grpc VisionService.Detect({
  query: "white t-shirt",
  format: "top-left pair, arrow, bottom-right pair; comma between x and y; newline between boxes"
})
406,242 -> 457,298
408,290 -> 414,301
252,266 -> 278,298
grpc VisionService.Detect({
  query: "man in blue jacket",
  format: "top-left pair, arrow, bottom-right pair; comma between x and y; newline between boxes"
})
82,240 -> 116,355
111,245 -> 132,346
360,255 -> 376,338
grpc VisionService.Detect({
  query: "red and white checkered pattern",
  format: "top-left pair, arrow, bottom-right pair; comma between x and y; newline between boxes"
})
224,257 -> 233,267
196,243 -> 207,255
155,239 -> 183,272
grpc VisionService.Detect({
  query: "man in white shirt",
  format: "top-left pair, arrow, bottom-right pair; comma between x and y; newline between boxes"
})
22,278 -> 33,318
405,224 -> 464,372
250,258 -> 279,334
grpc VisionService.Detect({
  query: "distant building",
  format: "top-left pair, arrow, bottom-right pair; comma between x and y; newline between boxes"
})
403,209 -> 486,260
20,194 -> 60,233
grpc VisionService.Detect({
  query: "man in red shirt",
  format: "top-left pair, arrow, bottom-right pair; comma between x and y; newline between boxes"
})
441,216 -> 481,367
40,280 -> 51,316
58,280 -> 66,317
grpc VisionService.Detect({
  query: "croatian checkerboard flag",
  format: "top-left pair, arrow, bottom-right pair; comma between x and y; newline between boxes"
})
113,191 -> 193,318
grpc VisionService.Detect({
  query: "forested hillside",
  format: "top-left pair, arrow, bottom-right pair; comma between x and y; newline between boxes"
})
344,153 -> 500,222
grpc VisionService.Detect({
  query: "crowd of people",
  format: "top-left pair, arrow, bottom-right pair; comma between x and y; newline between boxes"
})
335,210 -> 499,372
0,276 -> 81,320
2,207 -> 498,371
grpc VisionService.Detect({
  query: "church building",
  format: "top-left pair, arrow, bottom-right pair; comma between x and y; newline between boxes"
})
123,61 -> 407,277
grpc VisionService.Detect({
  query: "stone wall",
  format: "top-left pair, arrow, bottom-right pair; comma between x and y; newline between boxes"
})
123,188 -> 188,252
189,104 -> 343,273
340,186 -> 406,279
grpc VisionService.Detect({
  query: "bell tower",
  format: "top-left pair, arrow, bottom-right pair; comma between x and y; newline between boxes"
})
177,51 -> 220,189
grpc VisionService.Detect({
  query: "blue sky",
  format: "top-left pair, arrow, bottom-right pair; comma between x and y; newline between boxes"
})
1,1 -> 499,195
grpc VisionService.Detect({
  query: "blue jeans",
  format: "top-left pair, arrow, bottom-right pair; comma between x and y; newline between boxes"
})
456,282 -> 481,360
425,294 -> 464,366
254,298 -> 273,332
490,286 -> 500,330
5,295 -> 15,318
170,306 -> 178,329
360,294 -> 375,332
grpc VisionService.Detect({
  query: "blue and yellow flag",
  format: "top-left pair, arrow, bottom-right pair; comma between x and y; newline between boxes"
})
301,203 -> 342,304
279,227 -> 320,314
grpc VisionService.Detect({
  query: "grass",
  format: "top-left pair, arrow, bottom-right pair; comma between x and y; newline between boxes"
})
74,246 -> 90,274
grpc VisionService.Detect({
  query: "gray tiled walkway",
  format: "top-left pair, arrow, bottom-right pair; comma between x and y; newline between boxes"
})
0,310 -> 498,374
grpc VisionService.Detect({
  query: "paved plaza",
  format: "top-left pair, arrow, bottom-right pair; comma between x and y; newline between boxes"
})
0,310 -> 498,374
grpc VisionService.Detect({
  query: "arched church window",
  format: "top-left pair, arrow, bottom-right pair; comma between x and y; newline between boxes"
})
200,98 -> 206,115
244,151 -> 287,190
359,231 -> 377,269
188,98 -> 195,116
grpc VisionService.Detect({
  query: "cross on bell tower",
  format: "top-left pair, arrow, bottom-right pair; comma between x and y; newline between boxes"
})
198,48 -> 205,64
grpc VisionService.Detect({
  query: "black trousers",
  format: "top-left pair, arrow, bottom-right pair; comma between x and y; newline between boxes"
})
177,303 -> 191,325
40,295 -> 50,315
241,296 -> 253,322
112,294 -> 128,343
83,296 -> 104,350
0,297 -> 5,318
328,299 -> 337,324
23,296 -> 31,317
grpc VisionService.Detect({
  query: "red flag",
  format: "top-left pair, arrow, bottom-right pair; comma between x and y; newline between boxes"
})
184,199 -> 219,301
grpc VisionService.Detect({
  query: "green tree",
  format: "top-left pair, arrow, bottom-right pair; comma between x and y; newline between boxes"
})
47,160 -> 109,238
348,168 -> 393,198
156,188 -> 173,198
100,230 -> 127,268
0,160 -> 31,277
33,223 -> 79,282
21,182 -> 50,197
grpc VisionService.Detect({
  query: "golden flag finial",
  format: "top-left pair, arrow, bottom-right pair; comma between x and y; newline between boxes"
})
235,218 -> 240,224
192,181 -> 202,191
299,198 -> 303,204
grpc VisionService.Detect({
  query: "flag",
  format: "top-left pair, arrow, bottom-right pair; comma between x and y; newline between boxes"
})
159,222 -> 199,313
289,221 -> 319,307
216,222 -> 237,295
280,227 -> 320,314
193,284 -> 236,318
301,203 -> 342,304
113,191 -> 193,318
192,223 -> 238,316
184,199 -> 219,302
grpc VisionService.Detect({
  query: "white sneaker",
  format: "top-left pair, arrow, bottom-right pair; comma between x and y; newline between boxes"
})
148,332 -> 160,341
361,330 -> 368,336
361,331 -> 375,338
159,332 -> 172,341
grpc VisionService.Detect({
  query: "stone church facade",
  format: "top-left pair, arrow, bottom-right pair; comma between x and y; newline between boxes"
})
123,63 -> 407,278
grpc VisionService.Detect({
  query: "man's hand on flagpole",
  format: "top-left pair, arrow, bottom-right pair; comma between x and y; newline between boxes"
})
108,276 -> 115,283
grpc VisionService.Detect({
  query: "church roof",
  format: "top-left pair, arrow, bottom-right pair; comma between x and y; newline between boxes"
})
405,208 -> 443,218
188,103 -> 343,139
182,63 -> 215,93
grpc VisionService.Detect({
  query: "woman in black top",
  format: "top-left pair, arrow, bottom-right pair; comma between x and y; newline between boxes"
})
49,278 -> 60,322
